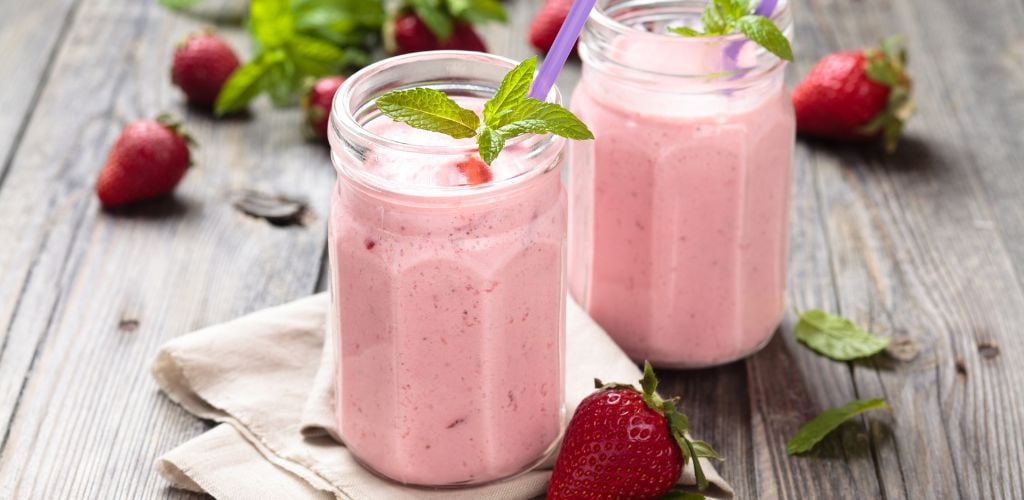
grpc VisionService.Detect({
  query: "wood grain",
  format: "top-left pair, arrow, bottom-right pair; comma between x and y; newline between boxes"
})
0,1 -> 332,498
1,0 -> 1023,498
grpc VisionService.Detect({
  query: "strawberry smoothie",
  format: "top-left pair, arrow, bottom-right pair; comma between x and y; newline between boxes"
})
327,54 -> 567,486
569,0 -> 795,367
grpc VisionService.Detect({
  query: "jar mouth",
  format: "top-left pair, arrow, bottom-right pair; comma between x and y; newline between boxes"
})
330,51 -> 561,157
581,0 -> 792,81
328,51 -> 565,204
589,0 -> 790,42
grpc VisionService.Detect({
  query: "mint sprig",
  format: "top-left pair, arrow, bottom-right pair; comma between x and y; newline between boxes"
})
786,398 -> 890,455
405,0 -> 507,40
668,0 -> 793,62
374,57 -> 593,165
215,0 -> 381,116
795,309 -> 891,361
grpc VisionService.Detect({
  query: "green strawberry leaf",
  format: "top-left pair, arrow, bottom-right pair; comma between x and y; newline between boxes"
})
679,436 -> 708,490
376,88 -> 480,139
215,54 -> 275,116
786,399 -> 890,455
476,127 -> 506,165
250,0 -> 295,48
409,0 -> 454,40
795,309 -> 891,361
690,439 -> 723,460
736,15 -> 793,61
483,57 -> 535,126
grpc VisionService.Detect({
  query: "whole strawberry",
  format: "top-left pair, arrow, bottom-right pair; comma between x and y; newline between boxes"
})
96,115 -> 193,208
389,12 -> 487,54
303,76 -> 346,141
529,0 -> 572,53
171,31 -> 240,108
792,37 -> 913,152
547,362 -> 719,499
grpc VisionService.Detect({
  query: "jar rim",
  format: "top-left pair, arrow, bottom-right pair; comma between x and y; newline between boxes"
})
327,51 -> 565,204
587,0 -> 791,44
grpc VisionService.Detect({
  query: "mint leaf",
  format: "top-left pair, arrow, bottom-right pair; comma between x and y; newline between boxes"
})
159,0 -> 201,10
786,399 -> 890,455
483,57 -> 535,125
250,0 -> 295,48
376,88 -> 480,138
410,0 -> 454,40
495,99 -> 594,140
700,1 -> 728,34
736,15 -> 793,61
286,35 -> 347,76
215,55 -> 274,116
667,26 -> 703,36
448,0 -> 507,23
795,310 -> 891,361
476,127 -> 506,165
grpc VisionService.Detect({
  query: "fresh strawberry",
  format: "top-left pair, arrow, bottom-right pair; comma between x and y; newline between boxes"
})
792,37 -> 913,152
389,12 -> 488,54
547,362 -> 719,499
171,31 -> 240,108
529,0 -> 572,53
303,76 -> 346,141
96,115 -> 193,208
455,156 -> 493,185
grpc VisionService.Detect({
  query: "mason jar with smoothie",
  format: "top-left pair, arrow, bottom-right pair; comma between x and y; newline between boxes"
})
569,0 -> 796,368
326,51 -> 591,486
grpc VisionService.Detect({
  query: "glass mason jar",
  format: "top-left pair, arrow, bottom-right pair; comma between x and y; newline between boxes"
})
327,51 -> 567,486
568,0 -> 795,368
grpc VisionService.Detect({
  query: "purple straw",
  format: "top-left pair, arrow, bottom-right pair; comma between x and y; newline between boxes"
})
724,0 -> 777,69
528,0 -> 598,100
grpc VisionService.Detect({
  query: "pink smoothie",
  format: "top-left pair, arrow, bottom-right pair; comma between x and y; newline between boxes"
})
328,112 -> 566,485
569,36 -> 794,367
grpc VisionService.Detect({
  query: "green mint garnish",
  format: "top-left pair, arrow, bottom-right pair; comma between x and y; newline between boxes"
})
786,398 -> 890,455
408,0 -> 507,40
668,0 -> 794,62
795,309 -> 891,361
374,57 -> 594,164
214,0 -> 383,116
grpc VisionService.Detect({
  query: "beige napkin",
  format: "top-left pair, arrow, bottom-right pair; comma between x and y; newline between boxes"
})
151,294 -> 734,499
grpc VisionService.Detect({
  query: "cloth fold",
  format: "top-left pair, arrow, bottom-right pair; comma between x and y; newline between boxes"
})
152,293 -> 734,499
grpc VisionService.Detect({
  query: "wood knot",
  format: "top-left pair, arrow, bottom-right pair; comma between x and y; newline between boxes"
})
977,342 -> 1000,360
886,336 -> 920,362
118,318 -> 139,332
954,358 -> 967,377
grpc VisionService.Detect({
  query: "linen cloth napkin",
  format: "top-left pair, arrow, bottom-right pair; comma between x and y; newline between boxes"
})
151,293 -> 734,499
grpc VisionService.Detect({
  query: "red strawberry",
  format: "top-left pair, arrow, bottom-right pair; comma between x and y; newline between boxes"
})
389,12 -> 487,54
171,31 -> 240,108
455,156 -> 493,185
303,76 -> 346,141
792,37 -> 913,152
547,362 -> 719,499
529,0 -> 572,53
96,115 -> 193,208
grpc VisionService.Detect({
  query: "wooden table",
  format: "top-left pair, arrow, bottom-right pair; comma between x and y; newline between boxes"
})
1,0 -> 1022,497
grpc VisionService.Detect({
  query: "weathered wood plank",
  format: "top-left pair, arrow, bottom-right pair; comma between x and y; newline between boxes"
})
0,1 -> 332,498
796,0 -> 1024,498
0,0 -> 79,175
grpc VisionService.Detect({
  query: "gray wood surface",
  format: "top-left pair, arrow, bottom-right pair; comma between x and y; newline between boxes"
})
1,0 -> 1023,498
